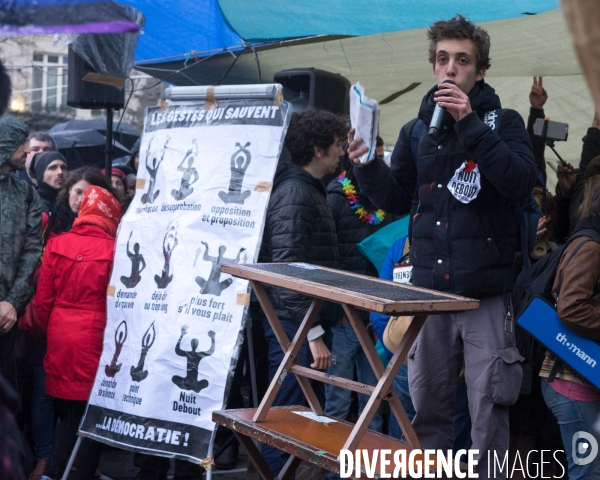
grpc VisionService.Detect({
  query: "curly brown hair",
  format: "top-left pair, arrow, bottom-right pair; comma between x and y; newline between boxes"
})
427,15 -> 491,71
285,109 -> 349,167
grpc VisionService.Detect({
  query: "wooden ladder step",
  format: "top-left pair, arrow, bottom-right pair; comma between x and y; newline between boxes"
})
290,365 -> 392,397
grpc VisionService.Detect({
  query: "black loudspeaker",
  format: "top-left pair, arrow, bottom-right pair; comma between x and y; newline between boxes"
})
67,45 -> 124,110
273,68 -> 350,115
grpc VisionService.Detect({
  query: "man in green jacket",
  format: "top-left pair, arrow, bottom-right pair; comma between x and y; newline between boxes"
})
0,114 -> 42,387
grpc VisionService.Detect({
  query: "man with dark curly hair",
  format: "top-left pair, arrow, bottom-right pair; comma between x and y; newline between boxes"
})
349,15 -> 536,478
258,108 -> 347,475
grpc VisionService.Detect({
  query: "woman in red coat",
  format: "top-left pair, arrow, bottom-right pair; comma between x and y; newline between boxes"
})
35,185 -> 121,480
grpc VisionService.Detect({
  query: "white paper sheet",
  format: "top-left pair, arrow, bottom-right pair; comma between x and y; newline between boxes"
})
349,82 -> 380,164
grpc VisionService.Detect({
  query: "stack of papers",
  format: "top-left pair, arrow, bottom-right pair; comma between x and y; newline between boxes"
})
349,82 -> 380,164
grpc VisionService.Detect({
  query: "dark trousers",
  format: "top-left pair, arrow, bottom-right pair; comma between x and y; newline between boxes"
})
216,305 -> 270,448
409,294 -> 519,480
214,329 -> 247,449
0,328 -> 18,389
261,317 -> 309,477
47,398 -> 103,480
133,453 -> 205,480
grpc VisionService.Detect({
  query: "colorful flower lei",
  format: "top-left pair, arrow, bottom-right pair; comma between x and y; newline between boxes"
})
337,171 -> 386,225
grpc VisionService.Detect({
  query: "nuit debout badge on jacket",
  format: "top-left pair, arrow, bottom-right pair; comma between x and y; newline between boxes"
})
517,297 -> 600,389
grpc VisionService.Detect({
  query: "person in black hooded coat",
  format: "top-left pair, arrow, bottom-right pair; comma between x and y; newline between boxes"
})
350,16 -> 536,478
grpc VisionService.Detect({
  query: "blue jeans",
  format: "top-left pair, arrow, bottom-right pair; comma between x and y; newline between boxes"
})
389,363 -> 472,454
31,364 -> 54,460
261,318 -> 309,478
388,363 -> 416,440
324,322 -> 383,431
541,380 -> 600,480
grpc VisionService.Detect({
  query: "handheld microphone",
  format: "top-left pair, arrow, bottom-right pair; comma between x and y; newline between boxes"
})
428,79 -> 455,140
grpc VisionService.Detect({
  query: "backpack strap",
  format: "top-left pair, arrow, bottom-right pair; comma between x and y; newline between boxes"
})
554,238 -> 594,297
485,109 -> 546,290
568,228 -> 600,245
407,118 -> 425,243
554,229 -> 600,297
484,109 -> 546,190
515,201 -> 533,289
410,119 -> 426,166
547,358 -> 563,383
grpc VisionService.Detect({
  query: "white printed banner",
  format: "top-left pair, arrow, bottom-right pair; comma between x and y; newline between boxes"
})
79,99 -> 291,462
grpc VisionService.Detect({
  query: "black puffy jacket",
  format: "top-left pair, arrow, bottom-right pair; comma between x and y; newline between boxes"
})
259,162 -> 339,326
327,177 -> 396,325
326,178 -> 394,277
354,80 -> 536,298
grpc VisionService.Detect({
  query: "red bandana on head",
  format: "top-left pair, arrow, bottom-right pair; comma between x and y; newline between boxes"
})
74,185 -> 121,236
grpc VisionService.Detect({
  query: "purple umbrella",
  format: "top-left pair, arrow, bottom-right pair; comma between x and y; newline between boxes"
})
0,0 -> 140,35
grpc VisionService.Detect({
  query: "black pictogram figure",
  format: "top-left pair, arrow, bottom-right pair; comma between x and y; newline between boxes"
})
171,326 -> 215,393
120,232 -> 146,288
171,141 -> 199,201
218,142 -> 252,205
141,137 -> 170,205
105,320 -> 127,378
194,242 -> 245,296
130,322 -> 156,382
154,223 -> 179,289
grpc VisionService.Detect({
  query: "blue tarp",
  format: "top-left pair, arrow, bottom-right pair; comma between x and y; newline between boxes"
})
120,0 -> 560,64
119,0 -> 243,63
218,0 -> 560,41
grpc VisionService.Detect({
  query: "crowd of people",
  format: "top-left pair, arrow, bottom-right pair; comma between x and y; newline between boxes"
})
0,109 -> 141,478
1,13 -> 600,480
255,15 -> 600,480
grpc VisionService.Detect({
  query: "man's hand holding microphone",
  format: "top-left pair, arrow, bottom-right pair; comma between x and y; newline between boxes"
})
348,79 -> 474,163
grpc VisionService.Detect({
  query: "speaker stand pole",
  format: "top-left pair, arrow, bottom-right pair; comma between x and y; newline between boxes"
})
246,314 -> 259,408
105,108 -> 113,181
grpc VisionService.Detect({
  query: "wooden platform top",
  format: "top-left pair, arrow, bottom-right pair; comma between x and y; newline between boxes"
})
222,263 -> 479,314
213,406 -> 443,476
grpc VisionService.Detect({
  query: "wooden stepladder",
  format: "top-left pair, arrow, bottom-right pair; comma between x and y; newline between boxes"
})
213,263 -> 479,479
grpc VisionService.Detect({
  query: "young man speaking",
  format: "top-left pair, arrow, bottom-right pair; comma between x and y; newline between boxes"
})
349,15 -> 536,478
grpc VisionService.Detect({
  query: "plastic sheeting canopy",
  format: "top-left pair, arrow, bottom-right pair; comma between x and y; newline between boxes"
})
217,0 -> 560,41
119,0 -> 559,63
119,0 -> 243,63
57,5 -> 145,78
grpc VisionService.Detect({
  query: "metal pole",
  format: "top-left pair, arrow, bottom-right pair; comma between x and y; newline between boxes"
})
205,441 -> 213,480
105,108 -> 113,180
548,142 -> 568,165
61,435 -> 82,480
246,314 -> 259,408
246,314 -> 261,452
